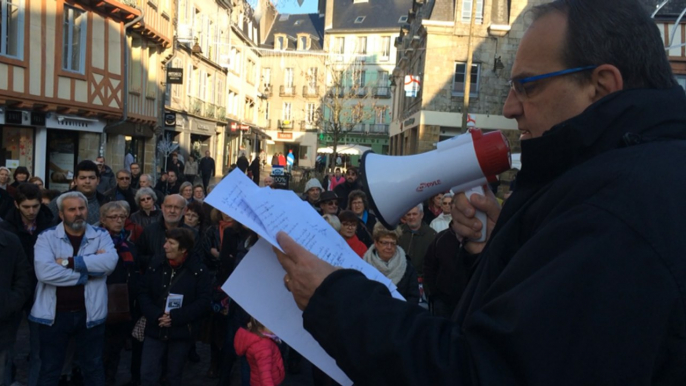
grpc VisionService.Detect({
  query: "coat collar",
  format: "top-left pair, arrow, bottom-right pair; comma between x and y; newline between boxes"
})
517,86 -> 686,189
55,222 -> 103,241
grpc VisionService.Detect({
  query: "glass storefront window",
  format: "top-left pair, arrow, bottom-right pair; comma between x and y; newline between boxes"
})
125,136 -> 145,168
1,126 -> 35,175
47,130 -> 78,191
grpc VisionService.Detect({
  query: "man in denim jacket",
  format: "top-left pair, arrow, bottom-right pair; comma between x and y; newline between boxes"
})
30,191 -> 118,385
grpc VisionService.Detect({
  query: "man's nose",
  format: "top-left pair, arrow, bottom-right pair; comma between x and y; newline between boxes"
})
502,89 -> 522,119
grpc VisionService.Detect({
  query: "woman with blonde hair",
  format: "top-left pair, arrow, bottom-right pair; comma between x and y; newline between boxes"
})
363,223 -> 419,304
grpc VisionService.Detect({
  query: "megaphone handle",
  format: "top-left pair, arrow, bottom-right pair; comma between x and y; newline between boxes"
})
464,185 -> 487,243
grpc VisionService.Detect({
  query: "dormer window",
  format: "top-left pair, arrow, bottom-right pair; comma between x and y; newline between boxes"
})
354,16 -> 365,23
298,35 -> 309,51
398,16 -> 408,23
275,35 -> 286,50
294,19 -> 303,26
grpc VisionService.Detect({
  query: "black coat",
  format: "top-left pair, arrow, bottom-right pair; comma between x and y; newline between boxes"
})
138,255 -> 211,341
0,229 -> 31,346
0,187 -> 13,219
136,221 -> 203,272
0,205 -> 54,306
422,226 -> 478,311
104,186 -> 138,213
302,87 -> 686,385
199,157 -> 215,177
333,180 -> 360,210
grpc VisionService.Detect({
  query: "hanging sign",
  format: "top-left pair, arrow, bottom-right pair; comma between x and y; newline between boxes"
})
167,68 -> 184,84
404,75 -> 421,97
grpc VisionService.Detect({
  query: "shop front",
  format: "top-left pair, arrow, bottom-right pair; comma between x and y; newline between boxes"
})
0,109 -> 44,177
265,130 -> 317,169
43,114 -> 107,191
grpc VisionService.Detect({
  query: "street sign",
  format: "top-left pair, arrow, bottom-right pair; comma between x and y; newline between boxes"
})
167,68 -> 184,84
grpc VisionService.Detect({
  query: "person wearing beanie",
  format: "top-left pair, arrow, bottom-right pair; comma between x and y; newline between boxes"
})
302,178 -> 323,212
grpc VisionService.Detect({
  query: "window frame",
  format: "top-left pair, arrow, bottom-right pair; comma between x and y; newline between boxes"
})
62,5 -> 87,74
0,0 -> 25,60
461,0 -> 484,24
452,62 -> 480,98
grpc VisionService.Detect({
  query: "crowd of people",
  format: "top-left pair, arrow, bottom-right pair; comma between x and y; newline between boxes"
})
0,156 -> 291,386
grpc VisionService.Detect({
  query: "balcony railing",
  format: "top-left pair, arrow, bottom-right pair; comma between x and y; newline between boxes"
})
374,87 -> 391,98
204,103 -> 216,119
351,86 -> 368,97
326,86 -> 345,98
369,124 -> 389,134
300,121 -> 318,131
216,106 -> 226,121
278,119 -> 294,130
302,85 -> 320,98
189,97 -> 203,115
280,85 -> 297,97
350,123 -> 366,132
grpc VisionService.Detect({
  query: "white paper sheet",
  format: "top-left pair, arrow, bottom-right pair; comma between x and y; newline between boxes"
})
206,170 -> 406,385
165,293 -> 184,313
223,239 -> 353,386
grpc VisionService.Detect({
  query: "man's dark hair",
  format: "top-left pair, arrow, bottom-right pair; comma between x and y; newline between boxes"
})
43,189 -> 62,201
75,160 -> 100,178
165,227 -> 195,253
532,0 -> 677,89
14,183 -> 42,204
338,210 -> 359,224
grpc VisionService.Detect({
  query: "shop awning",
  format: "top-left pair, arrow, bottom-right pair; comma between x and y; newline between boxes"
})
317,144 -> 372,155
250,126 -> 272,140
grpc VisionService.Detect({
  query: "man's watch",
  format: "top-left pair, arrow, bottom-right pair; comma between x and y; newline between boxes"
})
61,259 -> 69,267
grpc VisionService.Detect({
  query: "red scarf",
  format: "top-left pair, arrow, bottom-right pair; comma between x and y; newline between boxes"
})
219,220 -> 234,245
169,252 -> 188,268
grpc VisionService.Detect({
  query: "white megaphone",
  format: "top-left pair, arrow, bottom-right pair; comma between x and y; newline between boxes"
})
361,128 -> 511,242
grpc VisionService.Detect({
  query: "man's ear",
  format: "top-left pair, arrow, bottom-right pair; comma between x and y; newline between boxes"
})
590,64 -> 623,102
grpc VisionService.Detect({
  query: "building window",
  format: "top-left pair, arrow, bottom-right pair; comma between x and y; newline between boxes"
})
398,16 -> 408,23
62,5 -> 87,73
0,0 -> 24,59
265,101 -> 270,120
129,37 -> 142,91
380,36 -> 391,60
356,36 -> 367,54
262,67 -> 271,86
298,36 -> 308,50
276,35 -> 285,50
452,62 -> 480,97
172,58 -> 182,99
283,102 -> 292,120
677,75 -> 686,92
146,47 -> 157,98
334,37 -> 344,55
284,68 -> 294,88
245,98 -> 254,121
306,103 -> 316,123
307,67 -> 317,89
354,16 -> 365,23
461,0 -> 484,24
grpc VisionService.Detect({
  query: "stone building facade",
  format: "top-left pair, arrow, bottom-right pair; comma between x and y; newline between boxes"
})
389,0 -> 547,158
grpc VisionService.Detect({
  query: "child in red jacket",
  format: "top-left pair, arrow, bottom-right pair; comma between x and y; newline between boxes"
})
234,317 -> 285,386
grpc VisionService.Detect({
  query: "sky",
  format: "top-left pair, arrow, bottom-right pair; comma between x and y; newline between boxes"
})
276,0 -> 318,14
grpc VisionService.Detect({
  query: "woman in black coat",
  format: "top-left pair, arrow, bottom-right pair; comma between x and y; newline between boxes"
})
138,228 -> 211,386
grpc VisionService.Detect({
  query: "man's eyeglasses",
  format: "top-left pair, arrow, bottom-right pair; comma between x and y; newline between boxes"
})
140,196 -> 153,202
118,177 -> 131,180
508,66 -> 597,100
105,215 -> 127,221
341,222 -> 357,228
377,241 -> 397,247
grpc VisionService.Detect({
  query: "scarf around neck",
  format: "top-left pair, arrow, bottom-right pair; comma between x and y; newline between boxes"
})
363,245 -> 406,285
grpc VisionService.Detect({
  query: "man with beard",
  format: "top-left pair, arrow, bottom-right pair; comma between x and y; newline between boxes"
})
333,168 -> 360,210
30,191 -> 118,385
104,169 -> 138,213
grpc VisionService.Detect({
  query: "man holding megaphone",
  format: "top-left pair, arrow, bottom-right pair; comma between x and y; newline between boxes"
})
274,0 -> 686,384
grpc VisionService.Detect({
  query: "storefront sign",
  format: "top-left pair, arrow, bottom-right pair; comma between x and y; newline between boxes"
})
164,112 -> 176,127
230,123 -> 250,132
403,117 -> 415,127
5,110 -> 23,125
31,112 -> 46,126
191,118 -> 215,134
5,159 -> 19,168
167,68 -> 184,84
278,132 -> 293,139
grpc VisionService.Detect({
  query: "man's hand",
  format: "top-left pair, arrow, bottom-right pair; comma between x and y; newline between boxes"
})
451,186 -> 501,254
274,232 -> 338,310
55,258 -> 67,267
158,313 -> 172,327
210,248 -> 220,258
96,249 -> 106,255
